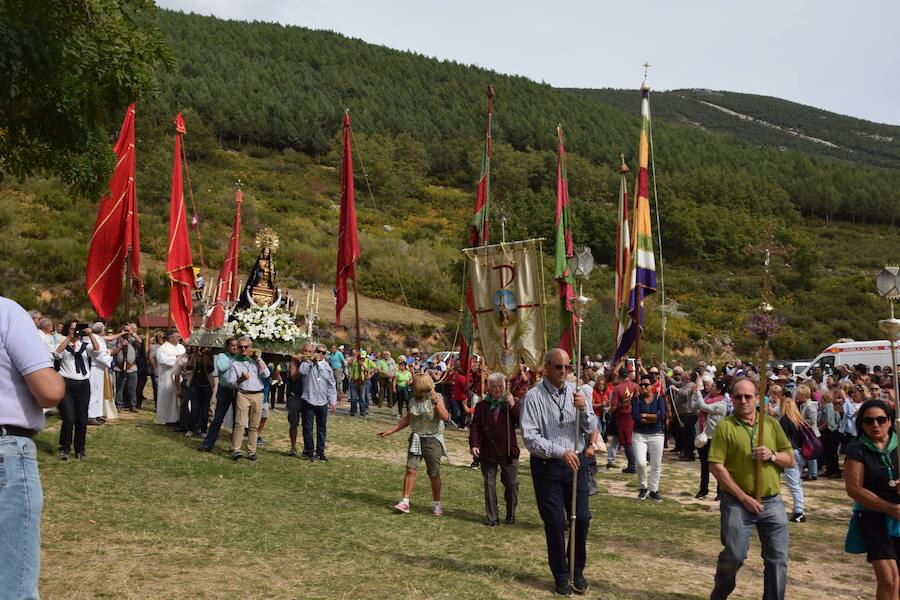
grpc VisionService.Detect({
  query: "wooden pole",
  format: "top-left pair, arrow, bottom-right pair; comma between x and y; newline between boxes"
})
352,276 -> 362,353
754,344 -> 769,501
123,247 -> 132,323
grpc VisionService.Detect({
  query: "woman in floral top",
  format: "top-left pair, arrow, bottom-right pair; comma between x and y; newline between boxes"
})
377,373 -> 450,515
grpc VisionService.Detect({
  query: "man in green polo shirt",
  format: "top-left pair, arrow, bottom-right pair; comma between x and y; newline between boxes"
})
708,377 -> 795,600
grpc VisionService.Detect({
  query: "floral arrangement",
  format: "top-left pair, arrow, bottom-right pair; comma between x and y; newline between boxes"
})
745,312 -> 784,342
223,304 -> 302,343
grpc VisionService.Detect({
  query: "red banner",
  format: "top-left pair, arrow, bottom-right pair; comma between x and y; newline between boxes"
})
206,188 -> 243,329
335,111 -> 359,327
86,103 -> 140,318
167,113 -> 195,338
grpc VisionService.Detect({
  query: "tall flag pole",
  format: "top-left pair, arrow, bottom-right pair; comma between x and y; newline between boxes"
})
336,110 -> 361,351
166,113 -> 196,339
206,185 -> 243,329
460,85 -> 495,378
613,77 -> 657,364
613,155 -> 631,350
554,125 -> 576,354
86,103 -> 141,319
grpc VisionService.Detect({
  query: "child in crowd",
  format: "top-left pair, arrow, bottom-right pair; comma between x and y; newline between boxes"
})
377,373 -> 450,515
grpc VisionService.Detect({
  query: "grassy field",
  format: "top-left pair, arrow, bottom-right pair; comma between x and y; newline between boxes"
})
35,401 -> 872,600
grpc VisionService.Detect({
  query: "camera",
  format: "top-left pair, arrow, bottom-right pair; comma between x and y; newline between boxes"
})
73,323 -> 90,336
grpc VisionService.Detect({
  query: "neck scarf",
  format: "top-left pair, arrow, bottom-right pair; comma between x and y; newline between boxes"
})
233,352 -> 255,363
486,393 -> 506,410
859,431 -> 898,478
67,342 -> 89,375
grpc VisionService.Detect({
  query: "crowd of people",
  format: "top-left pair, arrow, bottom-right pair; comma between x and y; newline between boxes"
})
4,304 -> 899,599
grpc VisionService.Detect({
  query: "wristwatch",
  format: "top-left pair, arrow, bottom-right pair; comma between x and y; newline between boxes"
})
769,451 -> 777,463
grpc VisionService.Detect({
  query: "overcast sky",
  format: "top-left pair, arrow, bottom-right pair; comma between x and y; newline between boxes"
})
157,0 -> 900,126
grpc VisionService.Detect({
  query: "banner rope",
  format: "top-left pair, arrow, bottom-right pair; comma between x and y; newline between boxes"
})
647,91 -> 666,366
180,136 -> 206,272
348,128 -> 424,350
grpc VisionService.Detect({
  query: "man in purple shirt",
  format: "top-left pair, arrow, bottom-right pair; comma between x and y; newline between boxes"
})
0,297 -> 65,599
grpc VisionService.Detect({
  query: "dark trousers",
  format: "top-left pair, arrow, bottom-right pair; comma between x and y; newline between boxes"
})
481,460 -> 519,522
274,384 -> 285,405
301,400 -> 328,457
59,378 -> 90,454
190,384 -> 212,433
821,429 -> 841,474
379,377 -> 393,407
678,414 -> 698,458
201,386 -> 235,450
179,383 -> 192,430
698,442 -> 720,495
114,370 -> 138,409
136,372 -> 148,408
396,386 -> 411,416
530,455 -> 591,585
150,373 -> 158,406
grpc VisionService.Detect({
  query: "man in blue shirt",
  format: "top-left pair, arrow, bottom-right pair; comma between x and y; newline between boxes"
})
198,337 -> 238,453
329,344 -> 346,401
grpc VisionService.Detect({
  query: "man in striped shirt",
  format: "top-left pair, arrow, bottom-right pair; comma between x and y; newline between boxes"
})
521,348 -> 599,597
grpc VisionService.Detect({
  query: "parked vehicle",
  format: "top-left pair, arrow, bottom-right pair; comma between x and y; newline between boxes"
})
797,340 -> 894,378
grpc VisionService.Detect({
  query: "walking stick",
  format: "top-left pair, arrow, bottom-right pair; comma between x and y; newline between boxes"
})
754,347 -> 769,502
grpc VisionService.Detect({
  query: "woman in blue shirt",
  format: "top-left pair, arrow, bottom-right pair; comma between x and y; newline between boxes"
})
632,374 -> 666,501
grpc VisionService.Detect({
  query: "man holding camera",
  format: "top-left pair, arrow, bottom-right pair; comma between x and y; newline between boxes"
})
111,325 -> 140,411
291,343 -> 337,461
225,337 -> 270,461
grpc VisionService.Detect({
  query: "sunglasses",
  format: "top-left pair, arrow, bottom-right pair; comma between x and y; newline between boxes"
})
239,345 -> 251,350
316,349 -> 326,354
552,364 -> 566,370
862,416 -> 889,426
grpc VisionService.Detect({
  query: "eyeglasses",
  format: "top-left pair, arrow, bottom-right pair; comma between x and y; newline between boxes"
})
552,364 -> 566,370
238,345 -> 251,350
733,394 -> 755,402
862,416 -> 889,426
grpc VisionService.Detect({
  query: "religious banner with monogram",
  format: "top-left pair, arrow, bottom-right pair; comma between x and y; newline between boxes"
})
465,239 -> 546,377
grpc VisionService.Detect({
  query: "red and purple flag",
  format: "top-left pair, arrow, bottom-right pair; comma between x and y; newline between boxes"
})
206,188 -> 243,329
167,113 -> 195,339
335,110 -> 359,327
86,103 -> 141,319
554,126 -> 576,354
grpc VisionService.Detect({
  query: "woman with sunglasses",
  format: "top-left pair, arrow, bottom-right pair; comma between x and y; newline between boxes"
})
844,399 -> 899,600
632,374 -> 666,501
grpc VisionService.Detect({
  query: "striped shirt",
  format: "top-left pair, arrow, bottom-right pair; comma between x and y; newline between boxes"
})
521,379 -> 598,459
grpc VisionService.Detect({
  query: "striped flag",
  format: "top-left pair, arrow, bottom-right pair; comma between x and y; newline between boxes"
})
554,126 -> 576,354
613,86 -> 657,364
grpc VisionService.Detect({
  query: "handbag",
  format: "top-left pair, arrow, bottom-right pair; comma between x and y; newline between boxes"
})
694,431 -> 708,448
799,423 -> 823,460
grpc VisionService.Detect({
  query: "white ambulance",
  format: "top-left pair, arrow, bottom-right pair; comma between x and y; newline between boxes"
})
798,340 -> 895,378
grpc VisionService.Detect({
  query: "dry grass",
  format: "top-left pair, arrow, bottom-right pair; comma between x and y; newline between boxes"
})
34,403 -> 873,599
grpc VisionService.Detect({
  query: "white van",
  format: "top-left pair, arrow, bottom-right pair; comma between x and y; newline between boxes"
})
798,340 -> 895,378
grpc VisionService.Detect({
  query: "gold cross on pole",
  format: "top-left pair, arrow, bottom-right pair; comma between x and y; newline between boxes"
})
642,62 -> 651,79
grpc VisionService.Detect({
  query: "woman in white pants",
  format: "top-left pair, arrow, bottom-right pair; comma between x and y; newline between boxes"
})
632,374 -> 666,501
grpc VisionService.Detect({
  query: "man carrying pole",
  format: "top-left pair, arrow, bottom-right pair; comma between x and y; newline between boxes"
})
521,348 -> 597,597
707,377 -> 795,600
